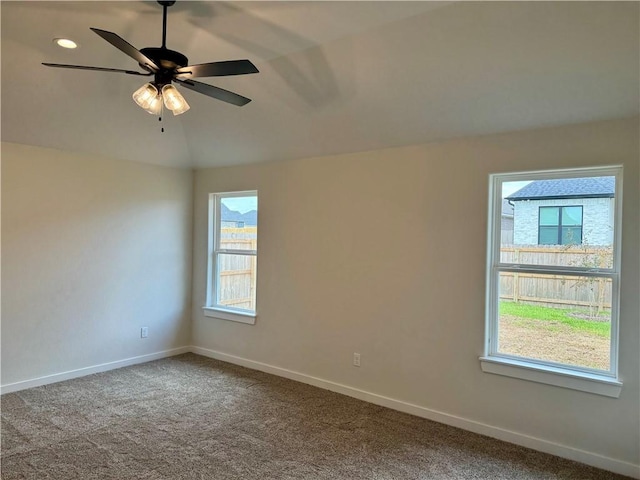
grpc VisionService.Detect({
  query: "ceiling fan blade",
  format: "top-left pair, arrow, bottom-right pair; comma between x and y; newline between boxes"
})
42,63 -> 153,76
174,79 -> 251,106
175,60 -> 259,79
90,28 -> 159,72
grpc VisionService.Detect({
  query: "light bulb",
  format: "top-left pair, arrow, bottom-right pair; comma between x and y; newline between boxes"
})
162,84 -> 190,115
132,83 -> 159,110
145,95 -> 163,115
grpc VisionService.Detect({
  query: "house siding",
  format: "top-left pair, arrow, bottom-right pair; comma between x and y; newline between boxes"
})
512,197 -> 613,246
501,215 -> 514,244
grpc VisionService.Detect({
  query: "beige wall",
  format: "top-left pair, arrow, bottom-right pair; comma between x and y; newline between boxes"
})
1,142 -> 193,385
192,118 -> 639,466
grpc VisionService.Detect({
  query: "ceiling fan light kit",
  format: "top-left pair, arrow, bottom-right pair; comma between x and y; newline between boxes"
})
43,0 -> 258,118
132,82 -> 190,116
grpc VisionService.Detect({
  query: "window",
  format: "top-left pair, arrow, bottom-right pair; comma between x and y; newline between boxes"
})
481,167 -> 622,397
204,191 -> 258,324
538,206 -> 583,245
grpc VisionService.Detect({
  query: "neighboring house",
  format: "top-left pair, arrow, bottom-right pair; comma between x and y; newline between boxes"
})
506,177 -> 614,246
501,199 -> 514,244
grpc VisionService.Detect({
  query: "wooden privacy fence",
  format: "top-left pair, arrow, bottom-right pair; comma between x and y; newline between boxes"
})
499,246 -> 613,311
218,228 -> 257,310
499,272 -> 611,311
500,245 -> 613,269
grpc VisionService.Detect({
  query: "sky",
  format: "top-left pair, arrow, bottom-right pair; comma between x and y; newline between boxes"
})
222,196 -> 258,213
502,181 -> 531,198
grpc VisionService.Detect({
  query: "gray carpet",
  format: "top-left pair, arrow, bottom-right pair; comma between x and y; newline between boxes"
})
0,353 -> 628,479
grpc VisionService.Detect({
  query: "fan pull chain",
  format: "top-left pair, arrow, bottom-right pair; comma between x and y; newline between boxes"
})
159,100 -> 164,133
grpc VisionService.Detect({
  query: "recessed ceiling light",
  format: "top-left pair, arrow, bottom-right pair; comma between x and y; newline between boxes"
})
53,38 -> 77,49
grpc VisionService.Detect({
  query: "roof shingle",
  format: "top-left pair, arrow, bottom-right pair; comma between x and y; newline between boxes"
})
506,177 -> 614,200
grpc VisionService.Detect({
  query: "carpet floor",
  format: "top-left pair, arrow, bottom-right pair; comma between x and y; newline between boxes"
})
0,353 -> 628,479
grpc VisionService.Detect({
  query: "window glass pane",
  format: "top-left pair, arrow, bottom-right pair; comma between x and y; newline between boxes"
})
216,253 -> 257,311
220,195 -> 257,250
539,227 -> 558,245
497,272 -> 611,370
562,206 -> 582,226
561,227 -> 582,245
539,207 -> 559,226
502,175 -> 615,267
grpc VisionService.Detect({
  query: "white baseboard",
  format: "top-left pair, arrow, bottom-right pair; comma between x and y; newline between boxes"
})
191,346 -> 640,480
0,346 -> 191,395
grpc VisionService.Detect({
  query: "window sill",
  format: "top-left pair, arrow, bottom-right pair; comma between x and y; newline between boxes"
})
203,307 -> 256,325
479,356 -> 622,398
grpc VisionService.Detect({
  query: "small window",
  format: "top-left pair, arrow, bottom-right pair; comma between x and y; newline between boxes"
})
482,167 -> 622,397
204,191 -> 257,324
538,206 -> 583,245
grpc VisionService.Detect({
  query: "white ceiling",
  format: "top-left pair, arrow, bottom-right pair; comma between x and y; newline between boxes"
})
2,1 -> 638,168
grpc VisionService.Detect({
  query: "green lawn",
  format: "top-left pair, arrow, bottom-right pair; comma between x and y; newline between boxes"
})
499,301 -> 610,337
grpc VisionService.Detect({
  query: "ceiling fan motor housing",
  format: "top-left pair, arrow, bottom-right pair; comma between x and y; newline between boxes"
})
139,47 -> 188,86
140,47 -> 188,70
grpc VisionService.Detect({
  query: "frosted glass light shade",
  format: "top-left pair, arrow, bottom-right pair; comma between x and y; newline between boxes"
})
145,95 -> 163,115
162,84 -> 190,115
132,83 -> 159,110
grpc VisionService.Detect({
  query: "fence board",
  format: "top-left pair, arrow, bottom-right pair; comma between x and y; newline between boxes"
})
499,245 -> 613,311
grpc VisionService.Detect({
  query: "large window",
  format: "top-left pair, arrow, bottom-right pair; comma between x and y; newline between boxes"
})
538,206 -> 583,245
205,191 -> 258,324
482,167 -> 622,397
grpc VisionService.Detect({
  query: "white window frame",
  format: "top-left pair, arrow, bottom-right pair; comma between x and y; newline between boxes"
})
203,191 -> 257,325
480,166 -> 623,397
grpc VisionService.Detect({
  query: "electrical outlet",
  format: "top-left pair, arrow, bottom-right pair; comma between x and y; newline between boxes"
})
141,327 -> 149,338
353,352 -> 361,367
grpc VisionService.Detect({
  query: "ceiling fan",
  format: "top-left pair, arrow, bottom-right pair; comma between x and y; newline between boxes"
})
43,0 -> 259,116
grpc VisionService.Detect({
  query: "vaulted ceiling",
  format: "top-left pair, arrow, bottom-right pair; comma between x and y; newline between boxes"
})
2,1 -> 638,168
